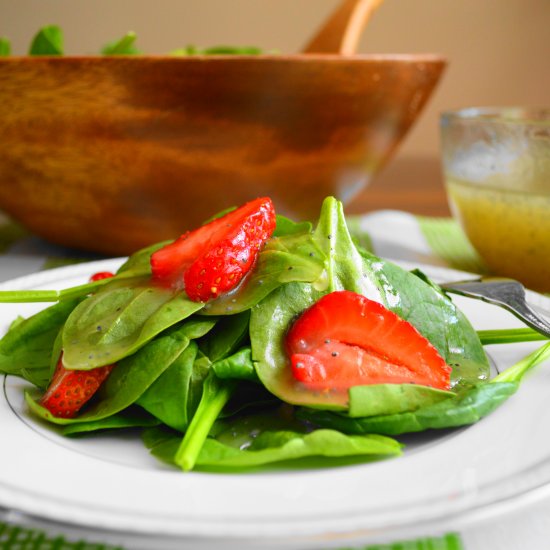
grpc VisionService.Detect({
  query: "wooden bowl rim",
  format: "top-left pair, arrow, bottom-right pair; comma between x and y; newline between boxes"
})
0,53 -> 447,65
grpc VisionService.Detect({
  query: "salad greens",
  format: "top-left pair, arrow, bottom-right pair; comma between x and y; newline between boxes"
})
0,25 -> 266,57
101,31 -> 140,56
0,197 -> 548,472
251,198 -> 489,411
0,37 -> 10,56
29,25 -> 63,56
299,341 -> 550,435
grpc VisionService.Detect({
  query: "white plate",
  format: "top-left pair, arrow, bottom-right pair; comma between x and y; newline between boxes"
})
2,259 -> 550,549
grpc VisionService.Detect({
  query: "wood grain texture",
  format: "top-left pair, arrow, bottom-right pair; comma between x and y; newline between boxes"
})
0,55 -> 445,254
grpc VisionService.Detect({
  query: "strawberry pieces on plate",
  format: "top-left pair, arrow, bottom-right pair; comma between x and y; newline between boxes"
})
286,290 -> 452,391
40,356 -> 115,418
151,197 -> 276,302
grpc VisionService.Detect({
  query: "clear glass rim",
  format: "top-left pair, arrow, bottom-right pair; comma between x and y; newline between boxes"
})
441,106 -> 550,127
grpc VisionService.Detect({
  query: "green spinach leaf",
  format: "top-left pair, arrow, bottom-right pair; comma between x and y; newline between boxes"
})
170,45 -> 264,56
204,230 -> 324,315
62,407 -> 160,436
145,420 -> 401,470
251,197 -> 489,410
273,215 -> 312,237
27,319 -> 215,425
136,341 -> 204,432
0,37 -> 11,56
29,25 -> 63,55
101,31 -> 140,55
62,279 -> 204,370
348,384 -> 455,418
299,383 -> 518,435
211,347 -> 258,382
300,342 -> 550,436
379,265 -> 489,389
198,311 -> 249,361
196,429 -> 401,469
0,299 -> 80,388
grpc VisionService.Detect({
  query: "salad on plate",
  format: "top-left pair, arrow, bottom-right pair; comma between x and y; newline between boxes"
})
0,196 -> 548,472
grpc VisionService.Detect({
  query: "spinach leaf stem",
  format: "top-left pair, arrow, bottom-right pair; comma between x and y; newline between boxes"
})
493,341 -> 550,383
175,372 -> 236,471
477,327 -> 548,345
0,274 -> 145,303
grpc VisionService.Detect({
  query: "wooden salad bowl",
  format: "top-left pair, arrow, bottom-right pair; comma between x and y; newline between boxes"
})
0,55 -> 445,255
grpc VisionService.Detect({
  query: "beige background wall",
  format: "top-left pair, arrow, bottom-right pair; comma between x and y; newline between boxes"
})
2,0 -> 549,161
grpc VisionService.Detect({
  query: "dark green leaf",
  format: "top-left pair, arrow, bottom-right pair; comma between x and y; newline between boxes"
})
26,319 -> 214,425
368,260 -> 490,389
48,323 -> 64,379
212,347 -> 258,382
222,382 -> 279,417
136,341 -> 203,432
298,382 -> 518,436
251,197 -> 489,411
62,407 -> 160,435
0,299 -> 80,388
29,25 -> 63,55
250,198 -> 387,411
198,311 -> 249,361
300,341 -> 550,436
62,278 -> 204,370
0,37 -> 11,56
136,311 -> 251,432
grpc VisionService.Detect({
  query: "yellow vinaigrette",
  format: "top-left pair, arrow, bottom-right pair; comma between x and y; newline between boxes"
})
447,178 -> 550,292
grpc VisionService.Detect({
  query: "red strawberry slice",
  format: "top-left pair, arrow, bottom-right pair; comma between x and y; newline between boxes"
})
40,356 -> 115,418
89,271 -> 114,282
151,197 -> 276,302
286,290 -> 452,392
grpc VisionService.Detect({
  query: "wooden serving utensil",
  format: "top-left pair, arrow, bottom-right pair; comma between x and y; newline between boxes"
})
303,0 -> 385,55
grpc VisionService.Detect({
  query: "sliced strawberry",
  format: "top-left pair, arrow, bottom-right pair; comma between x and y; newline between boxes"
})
150,197 -> 276,302
286,290 -> 452,392
89,271 -> 115,282
40,356 -> 115,418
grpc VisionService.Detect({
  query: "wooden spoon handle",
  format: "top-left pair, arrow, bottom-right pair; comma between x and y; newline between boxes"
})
302,0 -> 384,55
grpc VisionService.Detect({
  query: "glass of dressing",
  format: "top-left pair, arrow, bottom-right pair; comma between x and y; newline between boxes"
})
441,107 -> 550,292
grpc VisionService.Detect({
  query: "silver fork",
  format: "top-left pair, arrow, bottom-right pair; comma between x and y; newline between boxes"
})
440,277 -> 550,338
